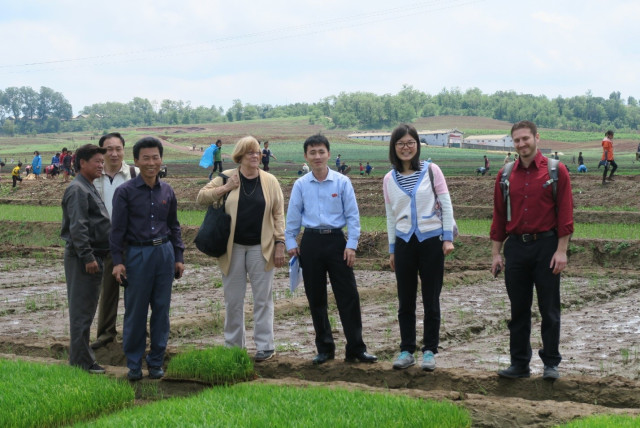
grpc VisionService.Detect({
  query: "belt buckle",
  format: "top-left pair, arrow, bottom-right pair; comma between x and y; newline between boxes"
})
319,229 -> 331,234
152,238 -> 163,246
521,234 -> 533,243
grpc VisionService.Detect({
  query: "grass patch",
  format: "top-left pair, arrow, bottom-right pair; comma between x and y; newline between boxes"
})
558,414 -> 640,427
77,383 -> 471,427
166,346 -> 254,384
0,359 -> 133,428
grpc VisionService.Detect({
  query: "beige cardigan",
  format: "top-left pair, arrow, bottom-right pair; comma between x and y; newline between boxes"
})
196,167 -> 285,276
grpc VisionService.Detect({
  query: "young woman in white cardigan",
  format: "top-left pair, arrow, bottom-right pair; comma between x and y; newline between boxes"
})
383,124 -> 455,371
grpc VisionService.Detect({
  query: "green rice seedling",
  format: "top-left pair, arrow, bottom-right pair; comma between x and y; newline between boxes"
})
621,348 -> 631,365
557,414 -> 640,427
77,383 -> 471,427
166,346 -> 254,384
275,343 -> 298,352
0,359 -> 133,427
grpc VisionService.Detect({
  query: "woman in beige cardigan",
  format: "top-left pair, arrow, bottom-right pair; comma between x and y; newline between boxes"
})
197,136 -> 285,362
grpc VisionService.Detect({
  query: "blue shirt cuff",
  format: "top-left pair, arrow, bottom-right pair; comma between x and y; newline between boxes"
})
442,231 -> 454,242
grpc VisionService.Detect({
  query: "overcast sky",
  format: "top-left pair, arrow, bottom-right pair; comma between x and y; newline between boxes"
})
1,0 -> 639,114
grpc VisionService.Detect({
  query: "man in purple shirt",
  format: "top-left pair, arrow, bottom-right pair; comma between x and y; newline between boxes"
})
110,137 -> 185,381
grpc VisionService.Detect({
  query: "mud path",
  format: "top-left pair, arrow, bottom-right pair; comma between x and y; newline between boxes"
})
2,248 -> 640,426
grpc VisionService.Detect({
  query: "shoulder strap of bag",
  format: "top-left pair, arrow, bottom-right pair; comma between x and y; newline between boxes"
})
500,161 -> 515,222
129,165 -> 136,178
219,173 -> 229,205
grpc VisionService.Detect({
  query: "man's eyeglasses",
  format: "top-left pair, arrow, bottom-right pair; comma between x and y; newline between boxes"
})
395,141 -> 417,148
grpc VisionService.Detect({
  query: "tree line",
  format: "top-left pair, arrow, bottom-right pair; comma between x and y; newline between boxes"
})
2,84 -> 639,136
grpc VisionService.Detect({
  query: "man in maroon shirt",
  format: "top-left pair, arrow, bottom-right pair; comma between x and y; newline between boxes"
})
490,120 -> 574,381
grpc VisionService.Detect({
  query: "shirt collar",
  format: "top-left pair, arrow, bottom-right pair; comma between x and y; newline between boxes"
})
133,173 -> 160,189
309,166 -> 333,183
516,149 -> 545,170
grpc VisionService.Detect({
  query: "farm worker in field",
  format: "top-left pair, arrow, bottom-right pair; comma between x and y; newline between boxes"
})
365,162 -> 372,175
383,124 -> 455,371
601,130 -> 617,184
335,154 -> 341,170
197,136 -> 285,363
578,152 -> 584,166
504,152 -> 512,164
91,132 -> 139,351
110,137 -> 185,381
62,149 -> 73,182
261,141 -> 277,171
484,155 -> 490,173
359,162 -> 364,175
491,120 -> 574,381
577,164 -> 587,173
211,139 -> 223,177
12,162 -> 23,187
285,134 -> 377,366
61,144 -> 111,375
32,151 -> 42,179
301,162 -> 309,174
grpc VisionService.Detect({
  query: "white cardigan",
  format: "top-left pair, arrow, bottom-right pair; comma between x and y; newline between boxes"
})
383,161 -> 454,253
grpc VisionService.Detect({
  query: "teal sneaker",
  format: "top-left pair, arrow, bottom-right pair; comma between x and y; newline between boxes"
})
422,351 -> 436,371
392,351 -> 415,369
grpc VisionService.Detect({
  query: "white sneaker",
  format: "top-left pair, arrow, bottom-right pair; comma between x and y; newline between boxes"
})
392,351 -> 415,369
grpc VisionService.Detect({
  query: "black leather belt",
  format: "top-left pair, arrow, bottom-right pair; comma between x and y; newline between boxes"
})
304,228 -> 343,235
128,236 -> 169,247
510,230 -> 556,243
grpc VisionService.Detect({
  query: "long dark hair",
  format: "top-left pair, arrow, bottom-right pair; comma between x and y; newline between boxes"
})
389,124 -> 421,172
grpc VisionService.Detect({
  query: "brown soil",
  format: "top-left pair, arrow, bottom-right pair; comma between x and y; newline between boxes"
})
2,175 -> 640,427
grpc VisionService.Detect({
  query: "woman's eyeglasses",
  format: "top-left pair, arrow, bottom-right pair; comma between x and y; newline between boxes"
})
395,141 -> 417,148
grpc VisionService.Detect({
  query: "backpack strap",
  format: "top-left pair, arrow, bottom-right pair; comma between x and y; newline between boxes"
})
544,158 -> 560,201
500,161 -> 515,222
129,165 -> 136,178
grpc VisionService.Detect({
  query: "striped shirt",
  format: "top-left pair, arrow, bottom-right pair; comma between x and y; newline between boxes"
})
395,170 -> 420,192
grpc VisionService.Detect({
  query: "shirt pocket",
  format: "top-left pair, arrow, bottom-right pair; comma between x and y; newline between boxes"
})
322,192 -> 344,215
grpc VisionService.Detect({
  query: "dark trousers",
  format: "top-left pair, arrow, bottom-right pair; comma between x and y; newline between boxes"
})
209,162 -> 223,180
95,253 -> 119,342
123,242 -> 174,371
394,235 -> 444,354
299,232 -> 366,357
504,235 -> 562,367
262,161 -> 270,171
64,249 -> 102,369
603,159 -> 618,180
12,176 -> 22,187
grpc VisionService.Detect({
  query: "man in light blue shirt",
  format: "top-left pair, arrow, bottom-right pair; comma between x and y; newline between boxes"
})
286,134 -> 377,365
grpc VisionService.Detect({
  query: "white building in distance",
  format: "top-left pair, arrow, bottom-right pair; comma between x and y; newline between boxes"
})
347,129 -> 463,146
463,134 -> 513,149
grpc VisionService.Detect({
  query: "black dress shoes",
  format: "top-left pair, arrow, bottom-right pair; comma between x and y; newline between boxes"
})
312,352 -> 335,365
497,365 -> 531,379
345,351 -> 378,363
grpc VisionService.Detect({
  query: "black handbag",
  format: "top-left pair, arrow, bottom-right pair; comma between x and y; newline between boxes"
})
194,175 -> 231,257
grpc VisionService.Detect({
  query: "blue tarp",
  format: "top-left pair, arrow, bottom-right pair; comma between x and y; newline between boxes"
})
199,145 -> 218,168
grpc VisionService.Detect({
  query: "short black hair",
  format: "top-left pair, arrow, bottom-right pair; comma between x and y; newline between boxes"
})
389,124 -> 421,172
303,134 -> 330,153
605,130 -> 614,137
99,132 -> 125,147
74,144 -> 107,171
133,137 -> 163,160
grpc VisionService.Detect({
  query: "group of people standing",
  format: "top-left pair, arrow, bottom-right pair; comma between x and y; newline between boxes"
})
62,134 -> 184,381
60,119 -> 574,382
